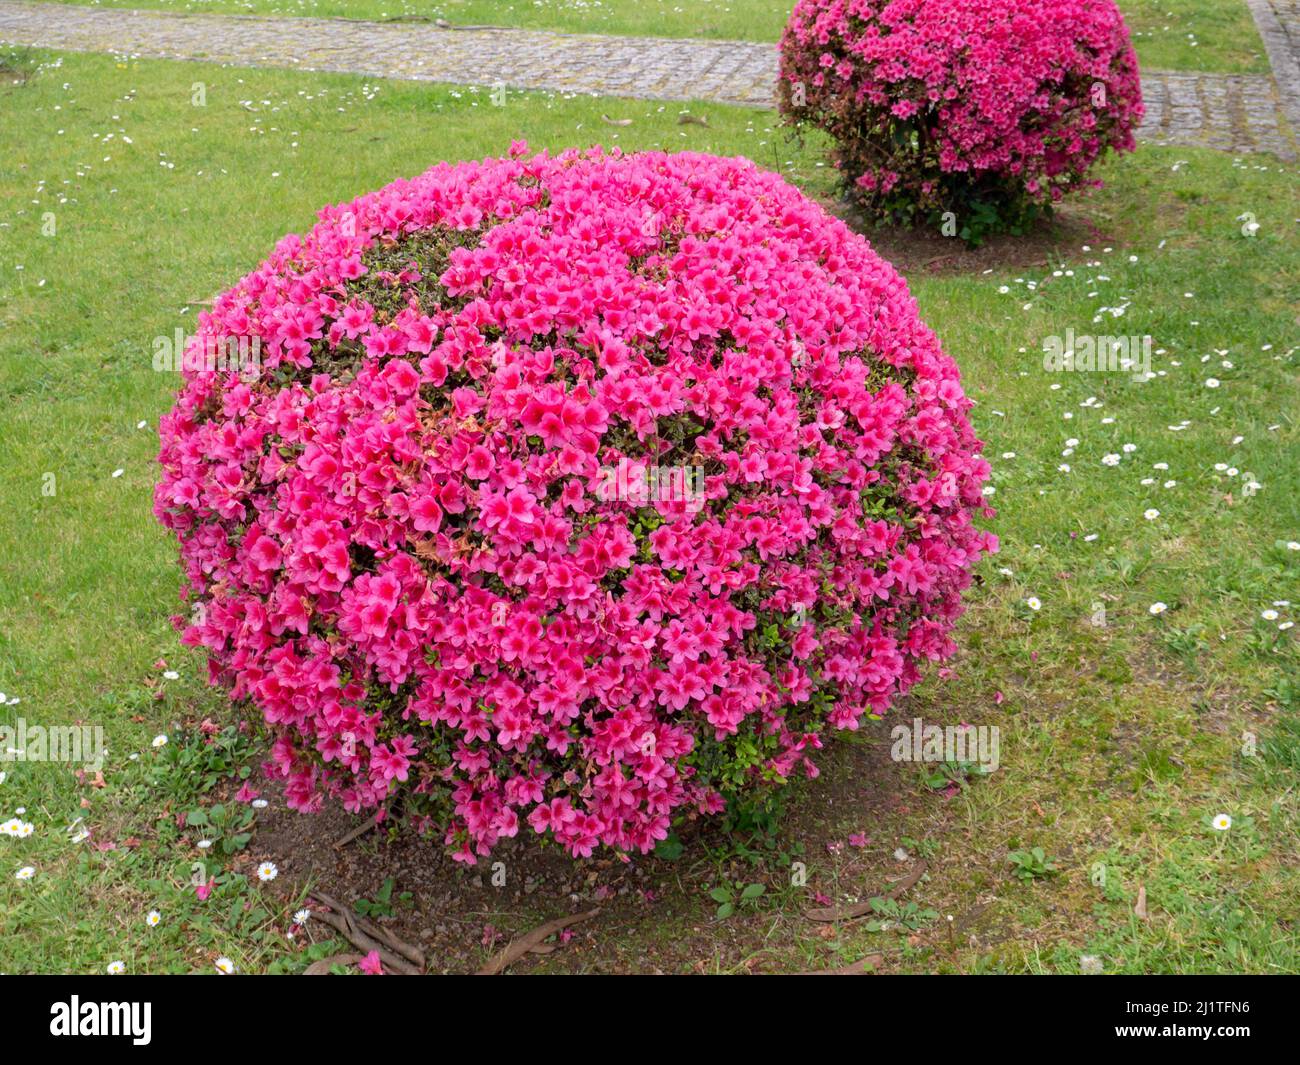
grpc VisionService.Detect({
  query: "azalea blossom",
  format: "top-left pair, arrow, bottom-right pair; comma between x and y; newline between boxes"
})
778,0 -> 1142,222
154,147 -> 997,864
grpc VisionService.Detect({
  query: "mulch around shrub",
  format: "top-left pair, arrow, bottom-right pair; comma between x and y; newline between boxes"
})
826,197 -> 1118,276
249,712 -> 972,974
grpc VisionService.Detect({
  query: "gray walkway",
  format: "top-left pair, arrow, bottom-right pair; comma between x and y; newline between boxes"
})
0,1 -> 1295,158
1248,0 -> 1300,136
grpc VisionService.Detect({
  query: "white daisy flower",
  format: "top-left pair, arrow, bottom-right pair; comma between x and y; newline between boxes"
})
151,735 -> 168,749
1262,610 -> 1279,621
15,866 -> 35,881
252,799 -> 268,810
293,909 -> 311,925
1102,453 -> 1120,466
107,961 -> 126,975
256,861 -> 279,882
215,956 -> 236,974
1212,814 -> 1232,831
147,911 -> 161,928
162,671 -> 179,681
1026,597 -> 1042,611
1144,509 -> 1160,521
1149,603 -> 1168,615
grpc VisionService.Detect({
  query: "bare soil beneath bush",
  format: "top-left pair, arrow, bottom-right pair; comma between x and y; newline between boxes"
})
248,708 -> 989,974
827,198 -> 1117,276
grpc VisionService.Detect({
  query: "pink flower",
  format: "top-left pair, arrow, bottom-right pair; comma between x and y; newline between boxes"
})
779,0 -> 1143,218
357,950 -> 384,975
155,147 -> 996,866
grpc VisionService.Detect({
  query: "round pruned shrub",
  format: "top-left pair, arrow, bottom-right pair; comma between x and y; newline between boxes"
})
778,0 -> 1144,241
155,145 -> 997,864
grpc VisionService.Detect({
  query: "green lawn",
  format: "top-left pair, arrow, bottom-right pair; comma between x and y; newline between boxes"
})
0,46 -> 1297,974
29,0 -> 1273,73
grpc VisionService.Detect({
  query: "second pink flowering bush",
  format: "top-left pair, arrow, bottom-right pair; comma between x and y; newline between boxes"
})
156,145 -> 996,863
779,0 -> 1143,242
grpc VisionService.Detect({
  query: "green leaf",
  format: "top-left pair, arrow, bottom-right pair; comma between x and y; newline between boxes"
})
654,833 -> 684,861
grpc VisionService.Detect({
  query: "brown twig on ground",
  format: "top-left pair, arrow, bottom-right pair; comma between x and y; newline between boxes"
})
307,893 -> 425,975
332,811 -> 382,850
309,907 -> 418,974
476,909 -> 601,975
802,859 -> 929,922
310,890 -> 427,968
677,114 -> 710,127
799,954 -> 883,975
303,953 -> 363,975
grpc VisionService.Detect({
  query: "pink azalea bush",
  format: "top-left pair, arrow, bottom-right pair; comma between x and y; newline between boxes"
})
778,0 -> 1143,239
155,145 -> 996,864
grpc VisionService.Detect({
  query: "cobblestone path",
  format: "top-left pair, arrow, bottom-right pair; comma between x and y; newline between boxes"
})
0,1 -> 1295,158
1248,0 -> 1300,139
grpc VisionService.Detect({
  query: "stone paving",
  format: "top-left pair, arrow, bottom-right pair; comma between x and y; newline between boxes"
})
1248,0 -> 1300,137
0,1 -> 1296,159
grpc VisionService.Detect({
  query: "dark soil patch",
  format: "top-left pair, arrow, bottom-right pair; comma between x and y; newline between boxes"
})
251,716 -> 948,974
822,195 -> 1118,276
